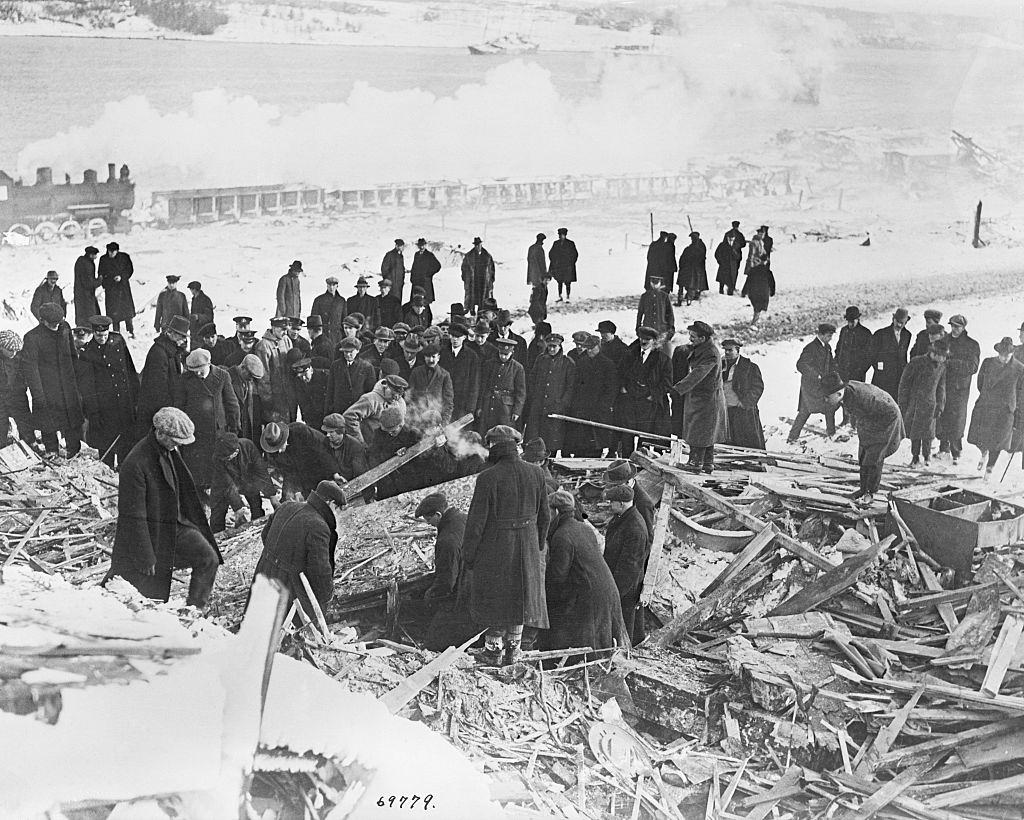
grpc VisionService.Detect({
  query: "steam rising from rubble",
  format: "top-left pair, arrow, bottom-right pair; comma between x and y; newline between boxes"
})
403,393 -> 488,462
16,7 -> 846,193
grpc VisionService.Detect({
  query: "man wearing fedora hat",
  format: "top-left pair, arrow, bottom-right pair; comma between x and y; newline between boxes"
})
381,239 -> 407,302
73,246 -> 102,326
260,420 -> 338,499
477,337 -> 526,433
635,276 -> 675,346
461,236 -> 494,316
549,227 -> 578,303
835,306 -> 873,424
936,314 -> 981,465
673,321 -> 727,472
137,314 -> 189,440
22,302 -> 83,457
276,260 -> 303,319
410,238 -> 441,304
98,241 -> 136,337
440,322 -> 480,421
76,315 -> 139,467
346,277 -> 379,331
187,281 -> 215,350
788,323 -> 838,443
967,336 -> 1024,478
677,230 -> 708,307
616,326 -> 672,456
869,308 -> 912,400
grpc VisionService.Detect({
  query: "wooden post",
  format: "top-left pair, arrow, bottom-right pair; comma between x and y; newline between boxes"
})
649,212 -> 654,242
972,200 -> 983,248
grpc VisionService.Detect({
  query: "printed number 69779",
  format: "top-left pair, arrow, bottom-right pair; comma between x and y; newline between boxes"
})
376,794 -> 434,810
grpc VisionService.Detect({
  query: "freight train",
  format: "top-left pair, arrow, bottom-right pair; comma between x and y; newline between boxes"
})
0,163 -> 135,242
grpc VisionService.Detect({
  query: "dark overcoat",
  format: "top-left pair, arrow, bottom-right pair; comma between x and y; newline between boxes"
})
429,508 -> 467,600
525,352 -> 575,451
154,288 -> 188,333
73,254 -> 101,326
211,437 -> 275,509
494,330 -> 528,366
477,358 -> 526,432
325,356 -> 377,415
741,264 -> 775,312
276,272 -> 301,318
409,364 -> 454,425
616,346 -> 672,436
440,343 -> 480,420
294,368 -> 329,430
228,365 -> 262,441
175,366 -> 241,487
714,240 -> 739,291
378,294 -> 402,329
98,251 -> 135,322
566,350 -> 617,453
410,249 -> 441,303
77,334 -> 139,448
843,381 -> 904,458
463,444 -> 550,628
30,282 -> 66,322
425,508 -> 478,651
635,289 -> 675,336
678,239 -> 708,293
311,291 -> 347,342
673,340 -> 727,447
0,353 -> 32,443
870,324 -> 911,399
381,248 -> 406,300
108,432 -> 220,601
345,293 -> 380,330
137,335 -> 184,431
968,357 -> 1024,452
898,355 -> 946,440
600,336 -> 629,369
548,238 -> 577,284
540,511 -> 626,652
796,338 -> 837,413
188,290 -> 215,347
269,422 -> 339,496
725,356 -> 766,449
937,332 -> 981,441
644,237 -> 676,291
835,323 -> 874,382
254,498 -> 337,614
401,303 -> 432,331
603,504 -> 649,643
21,323 -> 83,433
461,247 -> 495,311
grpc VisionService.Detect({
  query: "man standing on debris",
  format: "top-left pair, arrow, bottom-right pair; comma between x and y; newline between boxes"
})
154,275 -> 188,335
548,227 -> 578,303
98,242 -> 135,337
477,337 -> 526,433
602,483 -> 650,644
253,479 -> 348,617
721,339 -> 765,450
461,237 -> 495,316
30,270 -> 66,322
616,326 -> 672,456
209,431 -> 279,533
834,306 -> 873,425
870,308 -> 911,400
276,260 -> 303,319
22,302 -> 84,457
73,246 -> 101,327
381,239 -> 407,301
0,331 -> 34,447
525,332 -> 575,458
936,314 -> 980,465
967,337 -> 1024,478
463,424 -> 550,666
108,407 -> 221,607
76,315 -> 139,468
137,315 -> 188,439
821,374 -> 904,505
898,336 -> 947,467
673,321 -> 728,473
788,323 -> 838,443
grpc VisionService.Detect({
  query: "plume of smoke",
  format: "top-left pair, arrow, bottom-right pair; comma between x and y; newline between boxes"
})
402,393 -> 488,462
16,6 -> 848,194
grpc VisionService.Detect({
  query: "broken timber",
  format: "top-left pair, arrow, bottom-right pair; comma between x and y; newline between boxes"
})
639,484 -> 674,606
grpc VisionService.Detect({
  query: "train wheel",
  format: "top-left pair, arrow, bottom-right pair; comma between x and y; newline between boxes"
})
86,218 -> 108,238
34,221 -> 59,242
5,223 -> 33,241
58,220 -> 82,240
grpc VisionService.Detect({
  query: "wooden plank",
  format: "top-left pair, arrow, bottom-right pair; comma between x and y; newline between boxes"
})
0,508 -> 51,583
902,583 -> 996,611
831,772 -> 962,820
701,524 -> 776,599
866,675 -> 1024,714
927,771 -> 1024,809
379,630 -> 482,714
879,717 -> 1024,767
640,485 -> 674,606
769,536 -> 893,617
981,612 -> 1024,697
845,762 -> 931,820
919,565 -> 958,632
855,686 -> 924,775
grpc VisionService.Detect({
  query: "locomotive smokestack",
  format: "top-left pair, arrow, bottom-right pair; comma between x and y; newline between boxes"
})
83,169 -> 97,184
35,167 -> 52,186
107,163 -> 116,183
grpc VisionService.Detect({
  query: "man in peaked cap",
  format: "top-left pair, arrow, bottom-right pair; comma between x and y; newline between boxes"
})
154,274 -> 188,335
212,316 -> 253,367
382,238 -> 407,302
548,226 -> 578,303
77,314 -> 139,467
788,322 -> 839,443
477,336 -> 526,433
492,309 -> 527,365
107,407 -> 221,607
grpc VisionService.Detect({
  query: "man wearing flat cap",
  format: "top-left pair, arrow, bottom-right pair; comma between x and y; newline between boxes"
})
525,332 -> 575,457
673,321 -> 727,473
311,276 -> 347,346
409,343 -> 455,426
22,301 -> 84,457
76,315 -> 139,467
137,315 -> 189,441
73,246 -> 102,326
477,336 -> 527,433
186,280 -> 214,350
548,227 -> 578,304
788,323 -> 838,443
255,317 -> 294,425
98,241 -> 136,337
228,353 -> 265,442
463,424 -> 549,666
378,278 -> 403,329
410,238 -> 441,305
526,233 -> 548,300
276,260 -> 303,319
602,483 -> 650,643
155,275 -> 188,335
461,236 -> 495,316
254,478 -> 347,617
616,325 -> 672,456
869,308 -> 912,400
342,374 -> 408,446
565,333 -> 617,457
910,309 -> 944,359
417,493 -> 478,651
936,314 -> 980,465
721,339 -> 765,450
209,431 -> 279,533
402,287 -> 433,331
107,407 -> 221,607
285,317 -> 311,359
31,270 -> 66,323
325,336 -> 376,416
175,347 -> 240,494
835,306 -> 873,425
346,278 -> 380,331
382,239 -> 407,302
677,230 -> 708,307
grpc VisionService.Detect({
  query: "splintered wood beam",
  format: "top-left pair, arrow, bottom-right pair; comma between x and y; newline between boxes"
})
640,484 -> 675,606
380,630 -> 483,714
701,524 -> 776,599
981,612 -> 1024,697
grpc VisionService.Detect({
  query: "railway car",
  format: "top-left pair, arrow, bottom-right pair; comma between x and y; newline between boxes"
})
0,163 -> 135,242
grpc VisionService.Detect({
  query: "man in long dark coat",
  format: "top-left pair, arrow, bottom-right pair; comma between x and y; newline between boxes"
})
98,241 -> 135,336
565,334 -> 616,457
346,277 -> 379,330
461,237 -> 494,316
602,483 -> 649,644
174,348 -> 240,493
673,321 -> 727,473
291,356 -> 329,430
76,315 -> 139,467
228,354 -> 264,442
898,338 -> 947,466
153,274 -> 188,334
410,238 -> 441,304
311,276 -> 347,344
722,339 -> 765,449
524,333 -> 575,456
835,306 -> 873,425
967,337 -> 1024,478
253,479 -> 347,616
870,308 -> 911,399
30,270 -> 66,322
477,338 -> 526,433
724,220 -> 746,266
212,316 -> 252,367
326,337 -> 377,416
463,424 -> 550,666
409,344 -> 454,426
136,315 -> 189,440
541,490 -> 626,653
381,239 -> 407,302
937,314 -> 981,465
644,231 -> 676,291
823,375 -> 904,504
910,309 -> 944,359
0,331 -> 33,447
677,231 -> 708,306
187,281 -> 215,349
441,324 -> 480,420
788,323 -> 838,442
714,235 -> 740,296
616,326 -> 672,456
548,227 -> 578,302
73,246 -> 101,326
209,431 -> 278,532
107,407 -> 221,606
635,277 -> 675,343
21,302 -> 84,456
597,320 -> 628,369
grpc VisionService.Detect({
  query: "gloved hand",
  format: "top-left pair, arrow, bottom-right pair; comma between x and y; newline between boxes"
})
235,506 -> 252,526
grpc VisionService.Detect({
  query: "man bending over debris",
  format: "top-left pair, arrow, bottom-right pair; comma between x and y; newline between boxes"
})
107,407 -> 222,607
253,479 -> 347,619
821,373 -> 905,506
209,431 -> 280,533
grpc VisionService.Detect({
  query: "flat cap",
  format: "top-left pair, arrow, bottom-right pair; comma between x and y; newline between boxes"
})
260,421 -> 289,453
338,337 -> 361,351
383,374 -> 409,392
199,322 -> 217,337
343,314 -> 362,328
688,321 -> 714,338
37,302 -> 65,323
449,323 -> 469,337
380,278 -> 392,288
817,323 -> 837,335
321,413 -> 346,432
415,493 -> 447,518
493,336 -> 517,348
312,479 -> 347,508
325,276 -> 339,285
392,322 -> 411,334
380,404 -> 405,431
72,326 -> 91,338
106,241 -> 119,250
923,309 -> 943,322
596,320 -> 616,334
84,245 -> 99,254
522,437 -> 548,463
241,353 -> 264,378
375,326 -> 396,340
949,314 -> 967,327
185,348 -> 211,370
165,274 -> 180,283
636,326 -> 659,340
485,424 -> 522,444
153,407 -> 195,444
0,330 -> 23,355
422,343 -> 441,357
604,484 -> 634,503
548,489 -> 576,512
571,331 -> 589,344
290,357 -> 312,372
536,232 -> 546,241
581,333 -> 600,349
721,338 -> 742,349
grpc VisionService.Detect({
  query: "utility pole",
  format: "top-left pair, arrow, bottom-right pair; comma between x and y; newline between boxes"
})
972,200 -> 983,248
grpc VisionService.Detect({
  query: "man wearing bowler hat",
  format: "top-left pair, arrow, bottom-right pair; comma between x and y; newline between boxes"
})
98,241 -> 135,336
276,260 -> 303,319
461,236 -> 495,316
835,306 -> 873,425
410,238 -> 441,304
76,314 -> 139,467
381,238 -> 407,302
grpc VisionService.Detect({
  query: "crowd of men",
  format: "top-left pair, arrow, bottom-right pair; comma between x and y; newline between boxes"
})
2,230 -> 1022,662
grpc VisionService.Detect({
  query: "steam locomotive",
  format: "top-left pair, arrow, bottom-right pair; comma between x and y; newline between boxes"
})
0,163 -> 135,242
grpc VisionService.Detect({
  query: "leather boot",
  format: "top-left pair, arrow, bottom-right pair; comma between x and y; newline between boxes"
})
503,643 -> 523,667
701,447 -> 715,474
